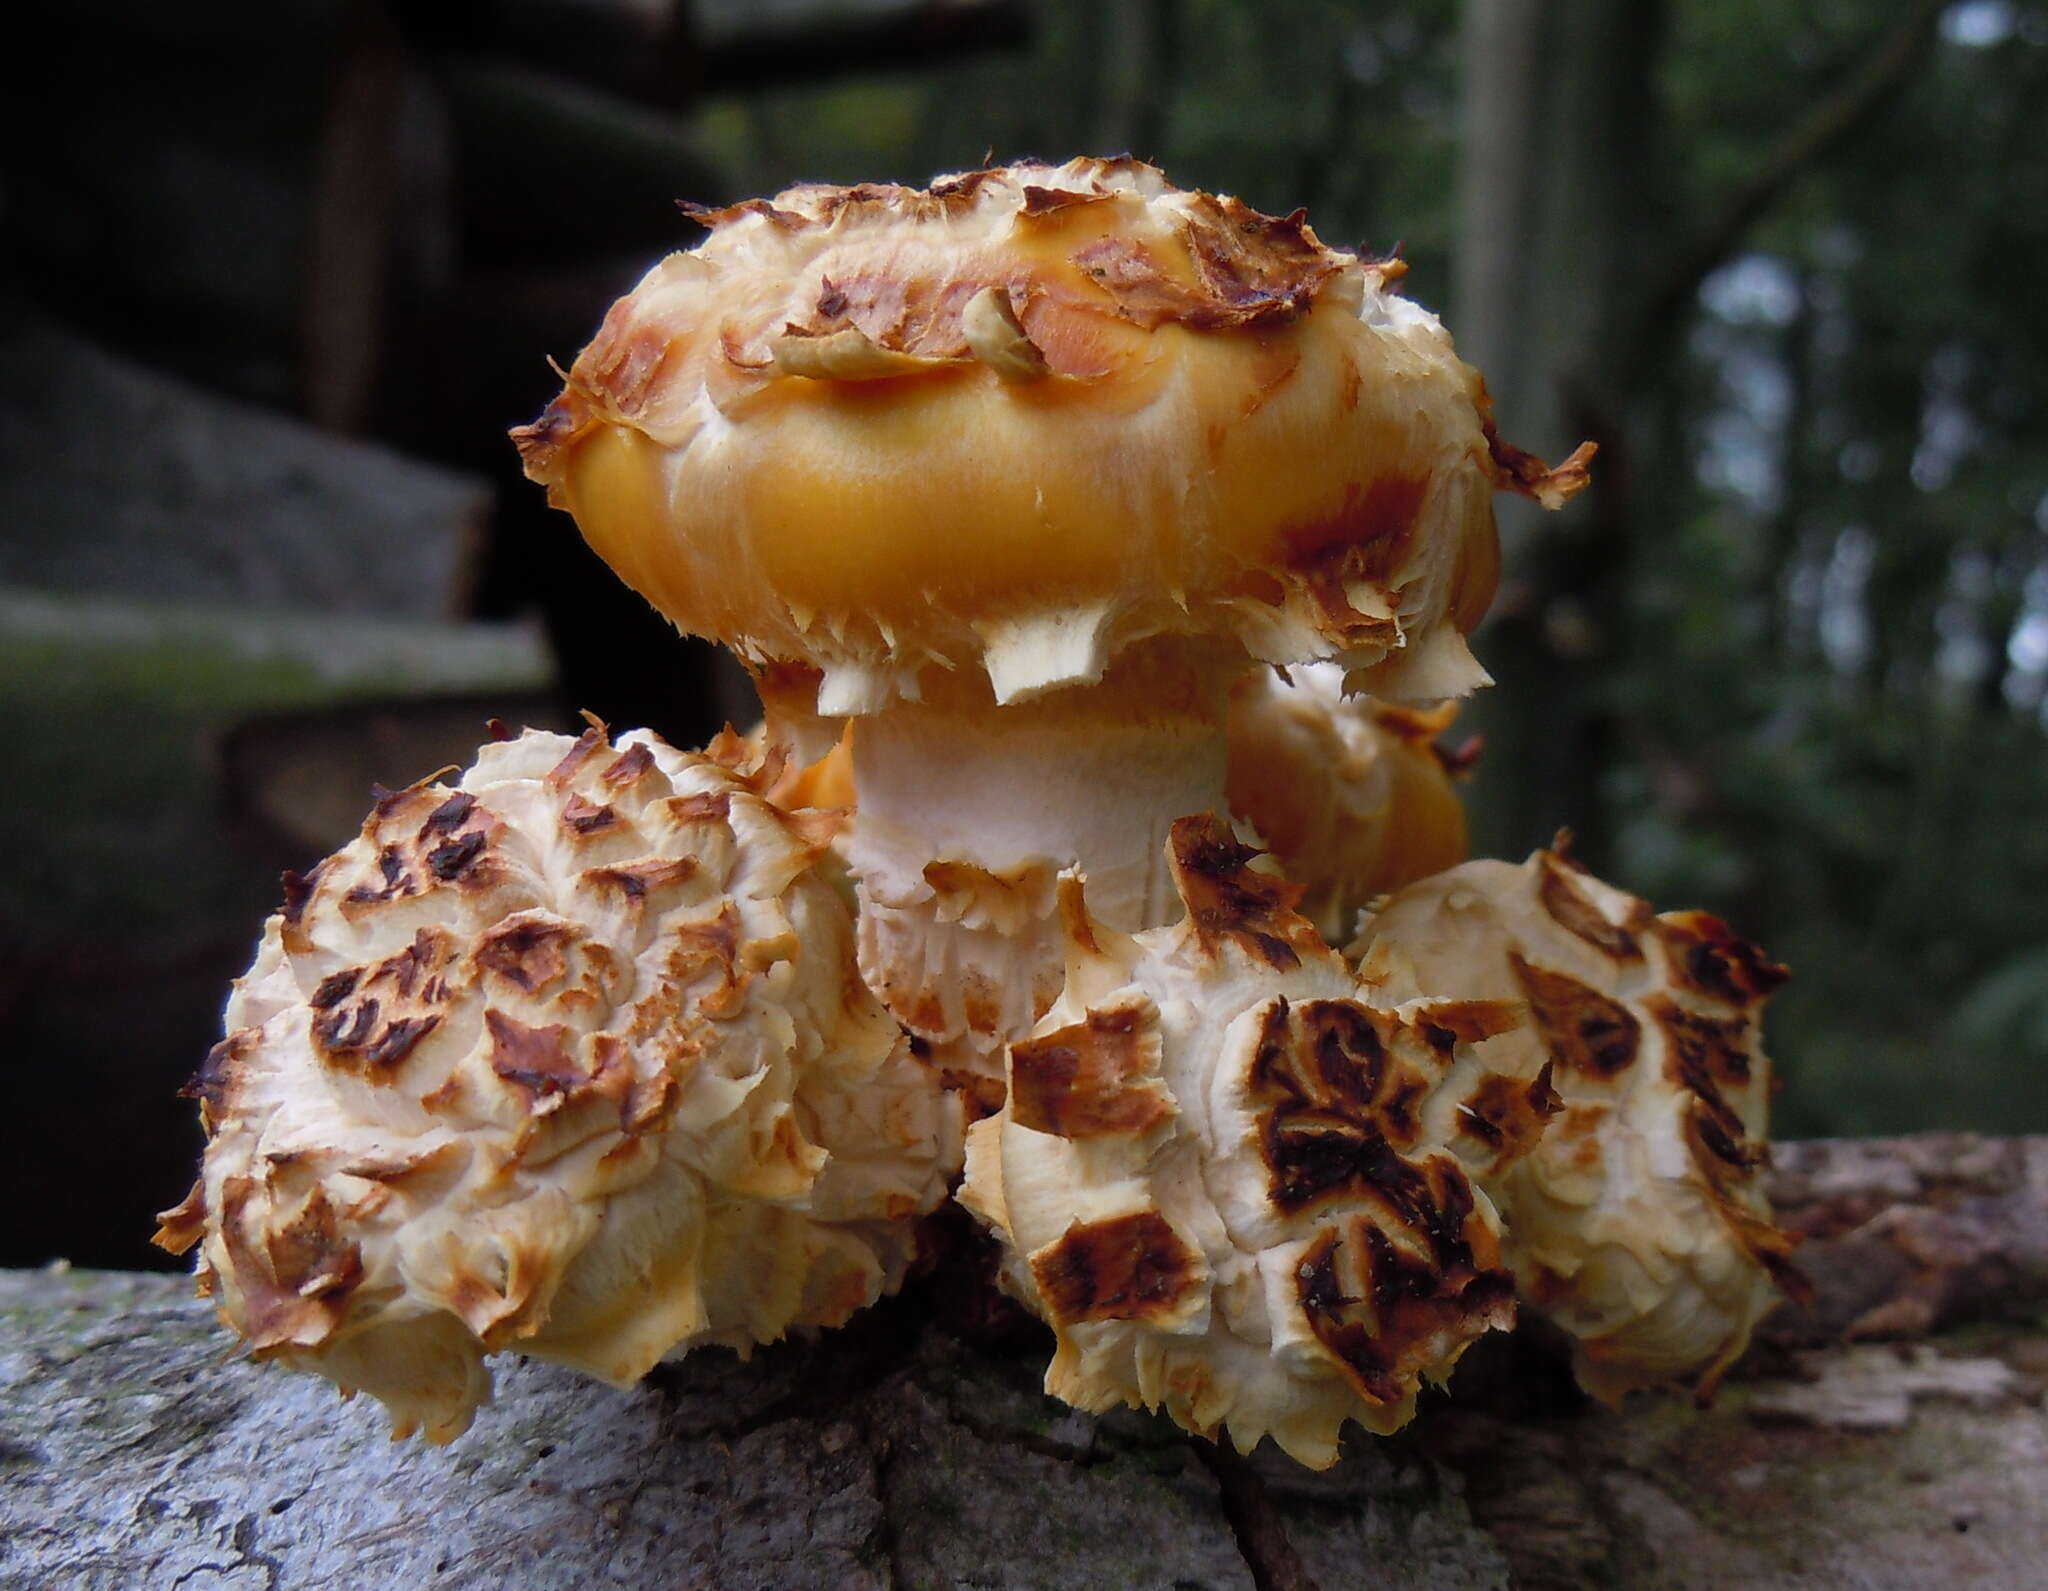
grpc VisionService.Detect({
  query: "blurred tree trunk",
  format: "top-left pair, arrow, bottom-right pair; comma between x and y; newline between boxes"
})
1764,266 -> 1817,620
1452,0 -> 1947,864
1091,0 -> 1184,161
1452,0 -> 1665,864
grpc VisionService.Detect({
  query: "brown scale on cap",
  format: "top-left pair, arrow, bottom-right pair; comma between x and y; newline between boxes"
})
422,832 -> 483,886
473,915 -> 578,996
1539,854 -> 1645,964
1456,1066 -> 1562,1166
1683,1096 -> 1762,1184
182,1029 -> 257,1123
216,1177 -> 364,1352
1029,1210 -> 1203,1326
663,790 -> 737,830
355,787 -> 506,908
1411,998 -> 1525,1052
1009,995 -> 1174,1141
1651,994 -> 1756,1097
418,790 -> 476,835
559,793 -> 619,837
599,743 -> 657,790
338,1139 -> 470,1198
1169,813 -> 1319,973
545,723 -> 609,788
309,927 -> 459,1077
1482,415 -> 1598,510
582,856 -> 699,906
153,1180 -> 209,1258
1297,1202 -> 1514,1409
1068,194 -> 1340,332
485,1010 -> 588,1102
1250,998 -> 1439,1213
279,863 -> 327,932
1509,953 -> 1641,1080
1655,911 -> 1790,1005
643,903 -> 747,1022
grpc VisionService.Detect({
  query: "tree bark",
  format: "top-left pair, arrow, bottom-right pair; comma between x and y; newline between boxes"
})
5,1135 -> 2047,1590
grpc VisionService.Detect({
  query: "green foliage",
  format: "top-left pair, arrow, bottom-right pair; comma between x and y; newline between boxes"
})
1615,1 -> 2048,1133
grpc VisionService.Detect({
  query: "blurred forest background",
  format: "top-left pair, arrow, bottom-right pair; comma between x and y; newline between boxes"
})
2,0 -> 2044,1267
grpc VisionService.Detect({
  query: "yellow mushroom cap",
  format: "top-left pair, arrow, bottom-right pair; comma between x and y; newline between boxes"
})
1353,846 -> 1803,1402
156,725 -> 955,1441
514,158 -> 1588,716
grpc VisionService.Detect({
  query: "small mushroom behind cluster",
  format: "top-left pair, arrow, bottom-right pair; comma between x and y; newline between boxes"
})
959,815 -> 1559,1468
1225,661 -> 1476,943
155,725 -> 955,1441
1351,846 -> 1804,1402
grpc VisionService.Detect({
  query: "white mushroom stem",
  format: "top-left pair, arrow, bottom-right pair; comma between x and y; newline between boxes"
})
799,647 -> 1241,1095
850,690 -> 1228,933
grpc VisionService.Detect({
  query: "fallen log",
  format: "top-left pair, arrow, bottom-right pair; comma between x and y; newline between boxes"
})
3,1135 -> 2043,1589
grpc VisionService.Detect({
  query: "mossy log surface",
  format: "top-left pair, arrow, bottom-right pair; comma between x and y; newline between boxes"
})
4,1134 -> 2046,1590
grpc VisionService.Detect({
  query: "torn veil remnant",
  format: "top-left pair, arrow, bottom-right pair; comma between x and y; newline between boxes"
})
1351,844 -> 1803,1403
156,724 -> 954,1441
956,817 -> 1557,1467
514,156 -> 1591,1104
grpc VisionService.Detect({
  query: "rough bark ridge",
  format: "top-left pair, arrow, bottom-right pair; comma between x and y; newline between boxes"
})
3,1135 -> 2045,1590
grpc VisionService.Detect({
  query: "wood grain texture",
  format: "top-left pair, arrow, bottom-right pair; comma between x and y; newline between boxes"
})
4,1136 -> 2045,1590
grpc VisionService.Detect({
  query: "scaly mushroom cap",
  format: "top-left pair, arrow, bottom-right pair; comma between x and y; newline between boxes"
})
1225,661 -> 1472,941
1351,847 -> 1802,1402
155,725 -> 955,1442
514,157 -> 1590,716
958,815 -> 1554,1468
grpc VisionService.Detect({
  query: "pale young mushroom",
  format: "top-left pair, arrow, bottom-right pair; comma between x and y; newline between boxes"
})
1350,845 -> 1805,1403
155,724 -> 955,1441
956,815 -> 1559,1468
1225,660 -> 1475,943
512,158 -> 1591,1108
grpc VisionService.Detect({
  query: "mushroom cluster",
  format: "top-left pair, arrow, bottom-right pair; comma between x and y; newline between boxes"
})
163,158 -> 1797,1462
